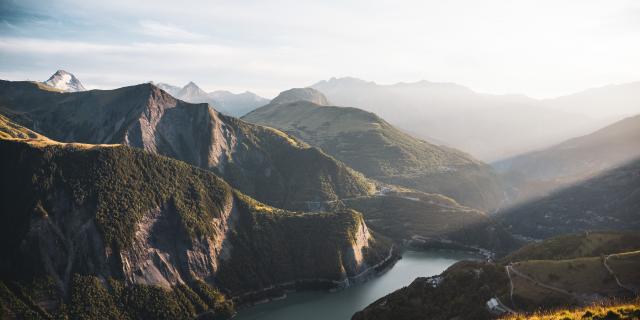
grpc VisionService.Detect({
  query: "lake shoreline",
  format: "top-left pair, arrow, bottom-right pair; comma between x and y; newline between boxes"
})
232,248 -> 484,320
232,245 -> 401,308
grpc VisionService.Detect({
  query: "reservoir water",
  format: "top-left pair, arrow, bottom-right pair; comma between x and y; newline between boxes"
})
234,250 -> 480,320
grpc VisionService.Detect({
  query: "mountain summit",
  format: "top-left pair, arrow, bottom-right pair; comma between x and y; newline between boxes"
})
176,81 -> 209,101
43,70 -> 86,92
270,87 -> 330,106
153,81 -> 269,117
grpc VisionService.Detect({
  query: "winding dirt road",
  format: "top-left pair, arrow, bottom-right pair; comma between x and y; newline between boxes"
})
603,252 -> 638,295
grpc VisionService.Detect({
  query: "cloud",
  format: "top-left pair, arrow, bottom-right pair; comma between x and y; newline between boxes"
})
1,0 -> 640,98
138,20 -> 206,40
0,37 -> 329,96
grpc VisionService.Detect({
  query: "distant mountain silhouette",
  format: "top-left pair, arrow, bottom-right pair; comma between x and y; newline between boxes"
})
152,81 -> 268,117
495,114 -> 640,203
311,77 -> 620,161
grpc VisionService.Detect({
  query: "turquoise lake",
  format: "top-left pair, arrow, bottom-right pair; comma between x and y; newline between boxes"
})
234,250 -> 479,320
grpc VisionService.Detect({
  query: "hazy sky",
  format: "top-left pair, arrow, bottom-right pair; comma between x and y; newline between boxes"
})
1,0 -> 639,98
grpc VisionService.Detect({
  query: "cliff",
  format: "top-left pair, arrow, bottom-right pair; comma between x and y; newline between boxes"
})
0,120 -> 391,319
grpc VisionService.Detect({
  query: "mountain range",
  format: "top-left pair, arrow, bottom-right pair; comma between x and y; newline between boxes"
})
154,81 -> 269,117
0,80 -> 372,211
2,70 -> 640,320
243,88 -> 504,211
0,114 -> 392,318
0,76 -> 502,249
542,81 -> 640,118
311,77 -> 634,161
0,73 -> 513,318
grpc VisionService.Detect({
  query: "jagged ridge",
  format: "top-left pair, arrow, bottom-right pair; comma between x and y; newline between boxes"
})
0,80 -> 374,211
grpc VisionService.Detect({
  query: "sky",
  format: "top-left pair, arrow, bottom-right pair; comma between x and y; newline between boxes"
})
1,0 -> 639,98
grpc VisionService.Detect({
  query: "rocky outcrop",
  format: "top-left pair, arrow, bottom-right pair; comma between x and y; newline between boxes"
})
346,218 -> 372,270
120,197 -> 235,289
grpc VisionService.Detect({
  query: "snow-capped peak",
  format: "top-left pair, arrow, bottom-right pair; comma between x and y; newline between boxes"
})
43,70 -> 86,92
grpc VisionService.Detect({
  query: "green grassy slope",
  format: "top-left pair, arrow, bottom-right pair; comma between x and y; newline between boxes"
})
243,90 -> 504,211
503,232 -> 640,263
352,231 -> 640,320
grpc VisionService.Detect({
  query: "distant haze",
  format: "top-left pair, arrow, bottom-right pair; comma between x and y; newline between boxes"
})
311,77 -> 640,160
1,0 -> 640,98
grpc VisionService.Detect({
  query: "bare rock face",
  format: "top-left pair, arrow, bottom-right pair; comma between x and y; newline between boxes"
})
15,178 -> 237,293
353,219 -> 372,262
25,194 -> 110,295
120,196 -> 236,288
338,214 -> 380,276
123,86 -> 237,171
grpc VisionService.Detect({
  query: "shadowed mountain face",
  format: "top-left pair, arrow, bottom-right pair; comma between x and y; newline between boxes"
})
497,157 -> 640,239
243,88 -> 505,211
495,114 -> 640,204
0,118 -> 391,319
311,77 -> 609,161
0,80 -> 373,210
